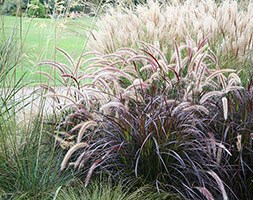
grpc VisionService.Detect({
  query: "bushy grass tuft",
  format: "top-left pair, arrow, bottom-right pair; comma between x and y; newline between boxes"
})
0,115 -> 76,199
39,37 -> 253,198
0,28 -> 75,199
55,179 -> 171,200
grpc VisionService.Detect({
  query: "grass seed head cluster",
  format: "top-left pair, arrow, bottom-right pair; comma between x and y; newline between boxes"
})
88,0 -> 253,59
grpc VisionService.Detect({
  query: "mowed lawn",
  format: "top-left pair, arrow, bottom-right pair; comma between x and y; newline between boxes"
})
1,15 -> 96,85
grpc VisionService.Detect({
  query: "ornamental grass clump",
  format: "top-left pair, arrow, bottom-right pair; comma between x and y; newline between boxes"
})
88,0 -> 253,60
201,88 -> 253,200
66,89 -> 227,199
38,37 -> 252,198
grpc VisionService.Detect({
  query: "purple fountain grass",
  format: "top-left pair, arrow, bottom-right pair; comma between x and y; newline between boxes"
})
37,37 -> 253,199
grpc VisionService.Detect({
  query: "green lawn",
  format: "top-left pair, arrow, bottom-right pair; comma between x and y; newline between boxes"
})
1,15 -> 96,85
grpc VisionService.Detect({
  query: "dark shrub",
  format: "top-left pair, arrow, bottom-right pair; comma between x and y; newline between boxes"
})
27,0 -> 46,18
